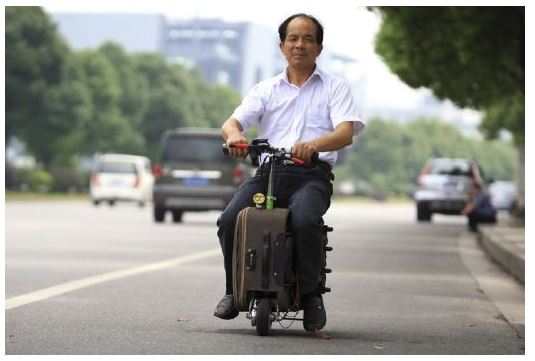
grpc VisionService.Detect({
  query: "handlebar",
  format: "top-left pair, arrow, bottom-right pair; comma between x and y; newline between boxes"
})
222,138 -> 318,166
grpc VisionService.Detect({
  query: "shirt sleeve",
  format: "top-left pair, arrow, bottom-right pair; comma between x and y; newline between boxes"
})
231,83 -> 266,132
329,81 -> 366,134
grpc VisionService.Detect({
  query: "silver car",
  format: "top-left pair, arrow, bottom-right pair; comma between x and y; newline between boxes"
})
413,158 -> 486,222
489,180 -> 517,212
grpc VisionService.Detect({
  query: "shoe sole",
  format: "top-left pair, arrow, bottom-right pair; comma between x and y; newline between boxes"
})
213,310 -> 239,320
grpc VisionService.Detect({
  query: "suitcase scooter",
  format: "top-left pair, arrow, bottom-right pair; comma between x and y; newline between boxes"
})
223,139 -> 333,336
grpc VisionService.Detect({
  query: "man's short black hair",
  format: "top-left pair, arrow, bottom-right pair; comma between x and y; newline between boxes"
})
278,13 -> 324,45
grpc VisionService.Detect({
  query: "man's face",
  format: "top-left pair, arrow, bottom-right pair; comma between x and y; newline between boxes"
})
280,17 -> 323,69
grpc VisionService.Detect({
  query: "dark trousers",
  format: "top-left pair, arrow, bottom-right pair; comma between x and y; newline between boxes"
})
217,162 -> 333,296
467,212 -> 497,231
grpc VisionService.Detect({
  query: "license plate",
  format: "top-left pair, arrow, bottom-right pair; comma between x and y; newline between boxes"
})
183,177 -> 209,186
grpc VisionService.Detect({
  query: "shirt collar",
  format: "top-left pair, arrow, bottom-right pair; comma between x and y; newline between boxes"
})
279,65 -> 324,86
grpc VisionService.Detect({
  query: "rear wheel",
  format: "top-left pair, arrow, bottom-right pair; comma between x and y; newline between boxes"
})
256,298 -> 273,336
154,206 -> 166,223
416,203 -> 432,222
171,210 -> 183,223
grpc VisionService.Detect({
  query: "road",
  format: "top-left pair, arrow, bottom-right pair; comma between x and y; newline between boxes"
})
5,200 -> 524,354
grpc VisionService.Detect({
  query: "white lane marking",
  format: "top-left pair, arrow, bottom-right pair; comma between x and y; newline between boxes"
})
5,248 -> 220,310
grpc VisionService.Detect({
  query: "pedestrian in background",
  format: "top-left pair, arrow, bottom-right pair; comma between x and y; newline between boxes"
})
461,182 -> 497,231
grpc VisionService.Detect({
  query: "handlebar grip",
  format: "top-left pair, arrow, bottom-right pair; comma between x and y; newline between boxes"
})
222,143 -> 249,156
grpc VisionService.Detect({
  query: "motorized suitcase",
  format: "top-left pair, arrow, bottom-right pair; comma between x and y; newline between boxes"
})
232,207 -> 298,312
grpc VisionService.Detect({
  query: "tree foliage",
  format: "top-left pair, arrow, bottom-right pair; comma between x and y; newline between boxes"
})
336,118 -> 517,196
5,6 -> 241,166
371,6 -> 524,144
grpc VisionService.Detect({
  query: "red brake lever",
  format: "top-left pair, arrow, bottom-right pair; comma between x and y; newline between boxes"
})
291,157 -> 305,165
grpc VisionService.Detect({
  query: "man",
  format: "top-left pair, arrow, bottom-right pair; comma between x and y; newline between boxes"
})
214,13 -> 365,331
461,182 -> 497,232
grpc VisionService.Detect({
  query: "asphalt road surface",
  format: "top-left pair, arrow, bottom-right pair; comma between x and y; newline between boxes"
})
5,200 -> 525,354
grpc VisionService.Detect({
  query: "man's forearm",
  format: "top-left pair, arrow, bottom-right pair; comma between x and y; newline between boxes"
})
221,117 -> 244,142
311,121 -> 354,152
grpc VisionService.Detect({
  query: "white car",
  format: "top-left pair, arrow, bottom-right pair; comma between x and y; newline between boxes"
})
489,180 -> 517,211
414,158 -> 487,222
90,154 -> 154,206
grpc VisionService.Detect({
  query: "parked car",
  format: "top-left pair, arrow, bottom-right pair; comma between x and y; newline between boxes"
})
152,128 -> 250,223
489,180 -> 517,212
90,154 -> 154,207
413,157 -> 489,222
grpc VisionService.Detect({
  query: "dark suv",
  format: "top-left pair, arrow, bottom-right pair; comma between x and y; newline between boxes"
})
152,128 -> 249,223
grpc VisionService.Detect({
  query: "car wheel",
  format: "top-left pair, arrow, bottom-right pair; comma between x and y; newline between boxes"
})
92,200 -> 100,206
154,207 -> 166,223
138,201 -> 146,208
171,210 -> 183,223
417,203 -> 432,222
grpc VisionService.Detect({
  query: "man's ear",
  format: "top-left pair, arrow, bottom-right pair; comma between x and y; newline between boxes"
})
317,44 -> 323,56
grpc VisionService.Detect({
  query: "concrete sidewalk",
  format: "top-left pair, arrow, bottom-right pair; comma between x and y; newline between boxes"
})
478,215 -> 525,284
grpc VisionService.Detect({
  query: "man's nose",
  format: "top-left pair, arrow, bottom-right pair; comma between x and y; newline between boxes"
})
295,39 -> 305,48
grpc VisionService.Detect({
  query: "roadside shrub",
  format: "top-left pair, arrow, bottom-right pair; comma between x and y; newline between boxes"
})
49,167 -> 90,193
28,170 -> 54,193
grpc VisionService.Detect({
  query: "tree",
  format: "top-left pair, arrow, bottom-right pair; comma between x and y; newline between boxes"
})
5,6 -> 74,166
370,6 -> 524,211
371,6 -> 524,143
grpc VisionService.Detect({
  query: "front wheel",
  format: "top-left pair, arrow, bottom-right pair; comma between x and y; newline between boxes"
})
256,298 -> 272,336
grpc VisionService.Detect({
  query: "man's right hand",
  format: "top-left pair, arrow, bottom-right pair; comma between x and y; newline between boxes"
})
225,133 -> 249,158
222,118 -> 249,158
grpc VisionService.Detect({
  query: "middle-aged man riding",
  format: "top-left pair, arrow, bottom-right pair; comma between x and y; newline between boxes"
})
214,13 -> 366,332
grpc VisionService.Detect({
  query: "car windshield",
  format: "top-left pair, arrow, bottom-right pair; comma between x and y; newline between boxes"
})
163,136 -> 230,163
98,161 -> 137,174
429,160 -> 471,176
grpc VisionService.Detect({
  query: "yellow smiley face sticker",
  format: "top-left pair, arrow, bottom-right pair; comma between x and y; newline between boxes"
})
252,193 -> 266,205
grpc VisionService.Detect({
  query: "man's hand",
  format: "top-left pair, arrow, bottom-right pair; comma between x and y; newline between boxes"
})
226,132 -> 249,158
222,118 -> 248,158
292,140 -> 319,163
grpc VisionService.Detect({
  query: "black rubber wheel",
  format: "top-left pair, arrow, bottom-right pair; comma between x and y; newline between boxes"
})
154,207 -> 165,223
416,203 -> 432,222
108,200 -> 116,206
256,298 -> 272,336
171,210 -> 183,223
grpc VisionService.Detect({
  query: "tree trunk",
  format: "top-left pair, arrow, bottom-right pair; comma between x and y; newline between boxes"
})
515,143 -> 525,218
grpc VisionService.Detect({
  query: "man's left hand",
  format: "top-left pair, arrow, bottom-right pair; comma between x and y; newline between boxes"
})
292,141 -> 319,163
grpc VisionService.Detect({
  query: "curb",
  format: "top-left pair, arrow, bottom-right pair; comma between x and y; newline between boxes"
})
478,226 -> 525,285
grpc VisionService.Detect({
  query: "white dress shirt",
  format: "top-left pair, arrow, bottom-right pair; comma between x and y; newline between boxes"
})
232,66 -> 365,165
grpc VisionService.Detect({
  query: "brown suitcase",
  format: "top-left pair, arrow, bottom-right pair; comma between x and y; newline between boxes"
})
232,207 -> 297,312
